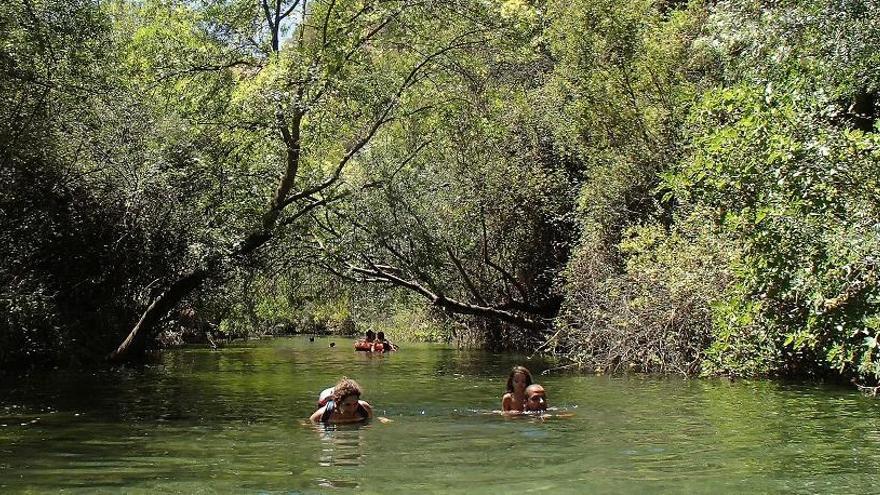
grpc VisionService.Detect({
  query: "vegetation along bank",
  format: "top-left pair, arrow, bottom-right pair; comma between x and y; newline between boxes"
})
2,0 -> 878,389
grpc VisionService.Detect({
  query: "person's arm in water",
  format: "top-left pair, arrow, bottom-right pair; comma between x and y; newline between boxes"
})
358,400 -> 395,423
309,405 -> 327,423
308,399 -> 390,424
358,400 -> 374,419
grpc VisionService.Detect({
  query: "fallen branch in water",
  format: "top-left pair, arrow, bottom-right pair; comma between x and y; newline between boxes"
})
854,381 -> 880,397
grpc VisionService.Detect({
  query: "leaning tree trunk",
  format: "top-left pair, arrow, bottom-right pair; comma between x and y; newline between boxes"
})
109,268 -> 211,361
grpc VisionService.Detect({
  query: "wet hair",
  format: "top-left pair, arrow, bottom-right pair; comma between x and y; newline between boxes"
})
377,331 -> 386,340
331,377 -> 363,403
365,330 -> 376,341
506,365 -> 533,393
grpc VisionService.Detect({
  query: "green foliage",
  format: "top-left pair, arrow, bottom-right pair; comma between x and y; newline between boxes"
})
561,212 -> 738,374
559,0 -> 880,385
311,1 -> 582,349
664,0 -> 880,381
0,0 -> 200,368
4,0 -> 879,390
702,292 -> 782,378
555,0 -> 715,372
546,0 -> 701,254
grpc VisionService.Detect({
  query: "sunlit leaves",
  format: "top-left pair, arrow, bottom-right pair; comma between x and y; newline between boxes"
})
660,0 -> 880,382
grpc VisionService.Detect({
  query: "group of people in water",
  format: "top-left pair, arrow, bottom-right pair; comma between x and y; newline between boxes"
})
310,365 -> 549,424
500,365 -> 547,414
353,330 -> 397,353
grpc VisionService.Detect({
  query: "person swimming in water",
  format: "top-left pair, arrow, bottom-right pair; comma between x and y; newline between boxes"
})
376,331 -> 398,352
523,384 -> 548,413
310,377 -> 374,424
501,365 -> 533,413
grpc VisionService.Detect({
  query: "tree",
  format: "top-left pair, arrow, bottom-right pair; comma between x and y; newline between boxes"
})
668,0 -> 880,381
109,0 -> 492,360
308,0 -> 582,349
0,0 -> 192,368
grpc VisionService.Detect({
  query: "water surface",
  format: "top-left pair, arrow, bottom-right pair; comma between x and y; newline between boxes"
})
2,336 -> 880,493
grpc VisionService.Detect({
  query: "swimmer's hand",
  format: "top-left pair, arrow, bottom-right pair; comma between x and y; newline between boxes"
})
377,416 -> 393,424
530,411 -> 575,420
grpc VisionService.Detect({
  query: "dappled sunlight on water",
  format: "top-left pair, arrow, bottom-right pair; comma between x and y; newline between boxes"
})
2,336 -> 880,493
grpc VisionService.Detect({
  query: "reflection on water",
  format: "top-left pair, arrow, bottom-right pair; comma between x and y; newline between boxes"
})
311,423 -> 366,489
1,336 -> 880,493
314,423 -> 368,468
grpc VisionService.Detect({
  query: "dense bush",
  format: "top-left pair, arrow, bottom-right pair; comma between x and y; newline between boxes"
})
0,0 -> 205,369
560,0 -> 880,385
561,213 -> 738,374
666,0 -> 880,383
0,158 -> 191,368
674,84 -> 880,381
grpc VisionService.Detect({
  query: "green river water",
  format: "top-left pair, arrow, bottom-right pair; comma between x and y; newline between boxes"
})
2,336 -> 880,494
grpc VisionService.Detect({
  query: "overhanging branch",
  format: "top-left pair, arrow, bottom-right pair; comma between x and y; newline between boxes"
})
347,263 -> 547,331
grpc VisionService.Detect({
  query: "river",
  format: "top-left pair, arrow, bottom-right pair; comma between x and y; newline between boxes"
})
2,336 -> 880,493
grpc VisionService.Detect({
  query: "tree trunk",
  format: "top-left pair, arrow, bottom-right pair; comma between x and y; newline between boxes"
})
108,268 -> 211,362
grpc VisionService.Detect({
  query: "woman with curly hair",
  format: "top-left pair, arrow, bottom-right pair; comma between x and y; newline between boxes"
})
310,377 -> 374,424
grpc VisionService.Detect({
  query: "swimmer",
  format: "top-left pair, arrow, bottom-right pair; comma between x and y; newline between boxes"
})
310,377 -> 373,424
523,384 -> 548,413
501,365 -> 533,413
376,331 -> 398,352
520,384 -> 574,419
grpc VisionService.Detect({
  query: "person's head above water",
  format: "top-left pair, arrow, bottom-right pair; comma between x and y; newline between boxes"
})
377,331 -> 386,341
506,365 -> 533,394
331,377 -> 362,402
330,377 -> 364,416
524,384 -> 547,412
365,329 -> 376,341
310,377 -> 377,423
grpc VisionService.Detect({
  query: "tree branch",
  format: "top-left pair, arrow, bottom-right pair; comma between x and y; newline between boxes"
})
446,246 -> 487,306
347,263 -> 547,331
279,0 -> 303,21
481,208 -> 528,302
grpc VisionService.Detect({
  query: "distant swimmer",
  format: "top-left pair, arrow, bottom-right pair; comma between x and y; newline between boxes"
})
329,342 -> 336,348
354,330 -> 379,351
501,365 -> 533,414
376,331 -> 398,352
